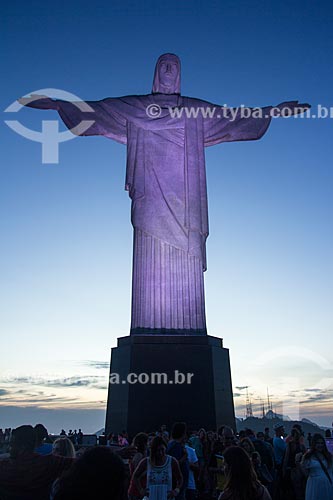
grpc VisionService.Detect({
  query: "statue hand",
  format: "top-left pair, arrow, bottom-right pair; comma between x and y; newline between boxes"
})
18,95 -> 58,110
275,101 -> 311,116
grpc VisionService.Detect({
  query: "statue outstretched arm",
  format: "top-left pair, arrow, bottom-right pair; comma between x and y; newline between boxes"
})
18,95 -> 59,109
203,100 -> 310,147
18,95 -> 127,144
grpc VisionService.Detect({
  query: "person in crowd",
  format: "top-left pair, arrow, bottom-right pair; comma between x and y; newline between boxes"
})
133,435 -> 183,500
72,430 -> 78,445
307,433 -> 312,447
207,431 -> 215,449
188,428 -> 208,498
208,431 -> 226,499
185,442 -> 199,500
240,437 -> 256,457
301,433 -> 333,500
221,427 -> 238,450
273,424 -> 286,468
167,422 -> 189,500
282,427 -> 306,500
60,429 -> 66,436
251,452 -> 273,491
264,427 -> 273,446
107,432 -> 115,445
285,424 -> 305,445
188,428 -> 205,461
147,432 -> 156,447
34,423 -> 53,455
256,432 -> 275,475
128,432 -> 149,500
118,432 -> 129,446
157,424 -> 170,441
4,429 -> 11,444
205,430 -> 218,496
189,428 -> 207,485
77,428 -> 83,446
0,425 -> 73,500
52,437 -> 76,458
272,423 -> 287,500
52,446 -> 126,500
218,446 -> 272,500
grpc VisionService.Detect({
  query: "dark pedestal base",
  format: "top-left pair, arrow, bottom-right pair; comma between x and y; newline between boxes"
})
105,335 -> 235,438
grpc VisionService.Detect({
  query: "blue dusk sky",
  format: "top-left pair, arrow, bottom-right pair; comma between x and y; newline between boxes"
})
1,0 -> 332,433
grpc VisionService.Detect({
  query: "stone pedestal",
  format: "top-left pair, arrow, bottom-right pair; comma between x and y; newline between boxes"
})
105,335 -> 235,437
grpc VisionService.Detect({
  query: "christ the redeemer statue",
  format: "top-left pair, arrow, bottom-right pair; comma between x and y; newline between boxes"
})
20,53 -> 309,335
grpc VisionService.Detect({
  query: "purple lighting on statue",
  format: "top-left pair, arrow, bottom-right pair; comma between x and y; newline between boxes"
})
18,54 -> 310,336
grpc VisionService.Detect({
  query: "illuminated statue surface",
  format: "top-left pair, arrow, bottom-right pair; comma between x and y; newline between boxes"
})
20,54 -> 308,335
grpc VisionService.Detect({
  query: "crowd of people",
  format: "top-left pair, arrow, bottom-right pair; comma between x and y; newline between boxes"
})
0,421 -> 332,500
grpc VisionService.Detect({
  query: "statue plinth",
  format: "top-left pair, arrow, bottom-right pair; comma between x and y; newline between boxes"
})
105,334 -> 235,437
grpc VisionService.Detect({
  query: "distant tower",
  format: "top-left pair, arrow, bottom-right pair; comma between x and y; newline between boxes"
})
267,387 -> 273,417
245,386 -> 253,418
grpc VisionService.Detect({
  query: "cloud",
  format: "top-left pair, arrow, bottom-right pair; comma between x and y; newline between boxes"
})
82,361 -> 109,370
2,375 -> 107,389
0,389 -> 9,397
0,387 -> 106,409
299,389 -> 333,404
235,386 -> 248,391
47,377 -> 99,388
91,383 -> 108,390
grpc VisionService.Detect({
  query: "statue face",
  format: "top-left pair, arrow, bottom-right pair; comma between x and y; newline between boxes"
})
158,59 -> 179,90
152,53 -> 181,94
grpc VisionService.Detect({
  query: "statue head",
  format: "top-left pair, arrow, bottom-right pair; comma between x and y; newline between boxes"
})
152,53 -> 181,94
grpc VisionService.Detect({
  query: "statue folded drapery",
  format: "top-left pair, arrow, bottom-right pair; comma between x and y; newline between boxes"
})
29,54 -> 274,334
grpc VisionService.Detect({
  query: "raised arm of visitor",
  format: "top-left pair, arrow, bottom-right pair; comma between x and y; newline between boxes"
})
18,95 -> 128,144
203,99 -> 310,147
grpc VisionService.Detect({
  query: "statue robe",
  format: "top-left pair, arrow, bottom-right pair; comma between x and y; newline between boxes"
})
57,94 -> 272,334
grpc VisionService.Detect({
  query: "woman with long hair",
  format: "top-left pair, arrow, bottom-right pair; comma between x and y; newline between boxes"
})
218,446 -> 271,500
128,432 -> 149,500
133,436 -> 183,500
301,433 -> 333,500
52,437 -> 76,458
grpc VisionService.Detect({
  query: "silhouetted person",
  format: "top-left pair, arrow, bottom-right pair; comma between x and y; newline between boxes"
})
52,446 -> 126,500
34,423 -> 53,456
0,425 -> 73,500
167,422 -> 189,500
77,429 -> 83,445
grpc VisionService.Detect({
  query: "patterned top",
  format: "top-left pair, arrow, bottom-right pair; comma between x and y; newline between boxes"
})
147,455 -> 173,500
